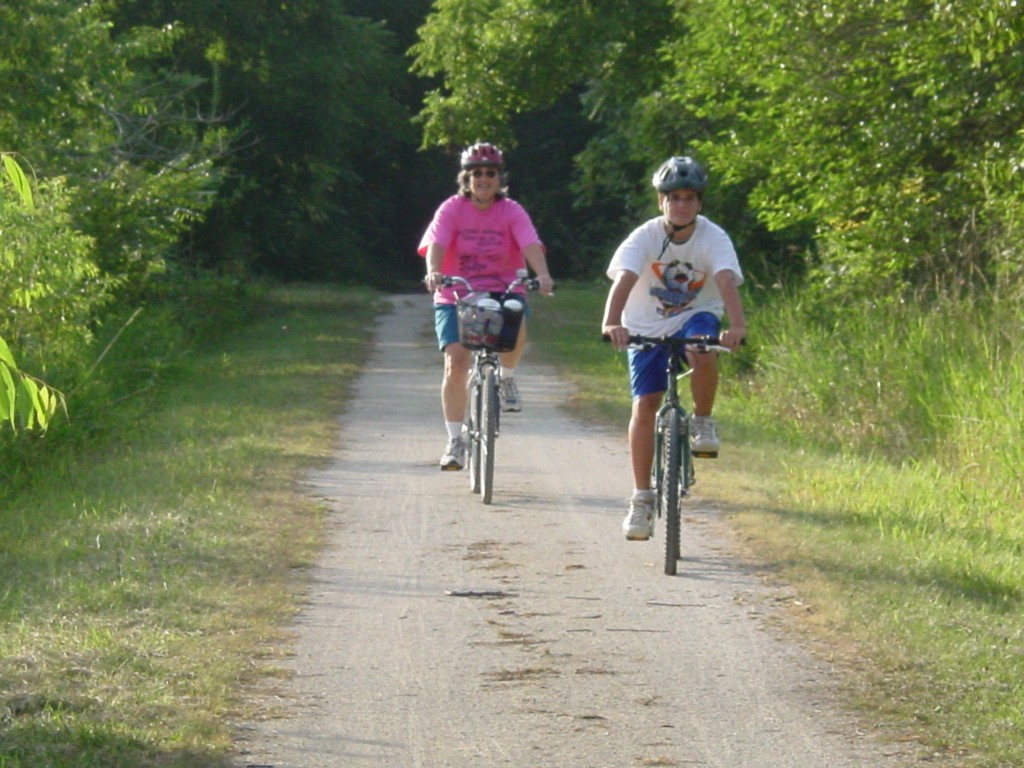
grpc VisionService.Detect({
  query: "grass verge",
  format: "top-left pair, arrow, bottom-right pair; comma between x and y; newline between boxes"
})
0,284 -> 383,767
4,280 -> 1019,767
528,281 -> 1022,768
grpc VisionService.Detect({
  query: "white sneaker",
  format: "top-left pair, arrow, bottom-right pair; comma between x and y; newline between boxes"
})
690,415 -> 720,457
622,491 -> 656,540
499,377 -> 522,412
440,436 -> 466,471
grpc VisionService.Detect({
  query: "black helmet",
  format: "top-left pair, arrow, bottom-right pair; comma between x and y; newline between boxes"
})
652,156 -> 708,193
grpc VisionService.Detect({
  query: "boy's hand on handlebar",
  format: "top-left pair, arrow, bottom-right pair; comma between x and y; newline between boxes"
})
424,272 -> 444,292
603,325 -> 631,351
535,275 -> 555,296
719,326 -> 747,351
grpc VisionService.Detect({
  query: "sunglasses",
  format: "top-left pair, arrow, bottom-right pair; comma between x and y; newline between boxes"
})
471,168 -> 499,178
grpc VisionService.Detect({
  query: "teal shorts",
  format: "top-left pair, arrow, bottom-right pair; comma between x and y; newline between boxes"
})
433,295 -> 531,352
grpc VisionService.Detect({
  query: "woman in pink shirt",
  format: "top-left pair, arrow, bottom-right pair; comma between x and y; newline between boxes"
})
420,142 -> 554,470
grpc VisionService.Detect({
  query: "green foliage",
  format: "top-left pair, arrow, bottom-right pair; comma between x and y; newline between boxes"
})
0,2 -> 241,444
1,154 -> 33,208
0,3 -> 222,298
0,1 -> 435,465
0,154 -> 67,433
668,0 -> 1024,297
0,177 -> 110,373
411,0 -> 669,151
0,337 -> 59,433
411,0 -> 1024,297
115,0 -> 419,284
411,0 -> 678,276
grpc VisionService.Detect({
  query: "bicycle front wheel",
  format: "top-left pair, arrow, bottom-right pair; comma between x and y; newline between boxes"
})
467,373 -> 482,493
662,409 -> 684,575
480,367 -> 499,504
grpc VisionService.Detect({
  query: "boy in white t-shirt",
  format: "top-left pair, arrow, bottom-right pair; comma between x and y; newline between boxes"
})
602,157 -> 748,541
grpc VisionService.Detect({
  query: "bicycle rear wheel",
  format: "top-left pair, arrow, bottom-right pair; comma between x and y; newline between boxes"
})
662,409 -> 683,575
480,367 -> 498,504
467,373 -> 482,493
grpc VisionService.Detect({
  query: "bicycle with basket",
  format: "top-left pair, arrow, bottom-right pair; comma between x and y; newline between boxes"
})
443,270 -> 539,505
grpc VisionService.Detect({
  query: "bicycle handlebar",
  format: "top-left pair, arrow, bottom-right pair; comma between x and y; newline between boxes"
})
602,333 -> 731,354
441,272 -> 543,295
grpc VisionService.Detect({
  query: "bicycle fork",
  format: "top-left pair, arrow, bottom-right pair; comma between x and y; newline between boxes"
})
654,407 -> 692,496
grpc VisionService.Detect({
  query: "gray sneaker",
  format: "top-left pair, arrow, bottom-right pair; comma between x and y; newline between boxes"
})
499,377 -> 521,412
622,491 -> 656,541
690,415 -> 720,457
440,436 -> 466,471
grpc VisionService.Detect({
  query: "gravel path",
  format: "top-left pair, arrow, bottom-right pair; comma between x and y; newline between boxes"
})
233,294 -> 916,768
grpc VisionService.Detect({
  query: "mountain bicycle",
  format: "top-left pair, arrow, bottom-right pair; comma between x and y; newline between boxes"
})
442,271 -> 540,505
619,334 -> 730,575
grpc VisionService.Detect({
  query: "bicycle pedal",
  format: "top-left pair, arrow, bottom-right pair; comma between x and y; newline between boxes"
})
691,450 -> 718,459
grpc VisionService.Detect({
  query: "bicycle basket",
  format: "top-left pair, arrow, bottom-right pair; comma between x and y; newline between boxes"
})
456,294 -> 523,352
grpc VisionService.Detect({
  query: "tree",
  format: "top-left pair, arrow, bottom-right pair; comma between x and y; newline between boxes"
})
114,0 -> 420,284
0,2 -> 226,299
410,0 -> 1024,295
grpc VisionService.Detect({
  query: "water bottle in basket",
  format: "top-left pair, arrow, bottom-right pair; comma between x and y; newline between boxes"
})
497,298 -> 524,351
462,296 -> 503,349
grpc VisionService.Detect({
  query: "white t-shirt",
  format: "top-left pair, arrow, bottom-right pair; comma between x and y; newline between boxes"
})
606,215 -> 743,337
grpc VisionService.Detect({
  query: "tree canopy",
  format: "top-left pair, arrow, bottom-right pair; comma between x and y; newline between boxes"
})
412,0 -> 1024,299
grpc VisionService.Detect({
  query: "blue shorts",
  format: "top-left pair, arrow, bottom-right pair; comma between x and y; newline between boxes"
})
434,296 -> 531,352
628,312 -> 721,397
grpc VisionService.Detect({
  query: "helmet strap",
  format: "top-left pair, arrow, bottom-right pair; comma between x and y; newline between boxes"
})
658,218 -> 697,259
665,216 -> 697,238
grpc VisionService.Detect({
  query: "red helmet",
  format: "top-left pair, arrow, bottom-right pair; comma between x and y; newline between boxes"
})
460,142 -> 504,169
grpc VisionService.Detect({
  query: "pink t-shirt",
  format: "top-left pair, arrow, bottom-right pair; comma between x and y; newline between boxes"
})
418,195 -> 544,304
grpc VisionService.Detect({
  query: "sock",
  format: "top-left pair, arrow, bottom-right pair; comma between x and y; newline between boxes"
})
446,421 -> 463,439
500,366 -> 516,379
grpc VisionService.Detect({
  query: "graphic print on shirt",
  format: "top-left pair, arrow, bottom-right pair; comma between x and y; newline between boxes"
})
650,260 -> 706,318
457,226 -> 507,274
458,227 -> 505,264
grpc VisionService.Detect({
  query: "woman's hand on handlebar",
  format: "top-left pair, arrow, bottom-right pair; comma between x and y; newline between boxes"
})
424,272 -> 445,292
535,275 -> 555,296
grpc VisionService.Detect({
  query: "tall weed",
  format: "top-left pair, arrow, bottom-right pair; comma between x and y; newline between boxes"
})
744,287 -> 1023,483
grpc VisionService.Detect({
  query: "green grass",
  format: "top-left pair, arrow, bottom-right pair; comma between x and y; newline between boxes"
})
528,281 -> 1024,768
0,284 -> 384,767
4,279 -> 1022,767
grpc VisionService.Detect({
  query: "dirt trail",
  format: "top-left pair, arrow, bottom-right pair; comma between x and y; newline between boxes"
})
234,294 -> 915,768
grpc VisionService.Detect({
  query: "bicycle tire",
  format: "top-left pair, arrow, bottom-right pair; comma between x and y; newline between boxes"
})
467,374 -> 482,493
653,415 -> 666,519
663,409 -> 683,575
480,367 -> 498,504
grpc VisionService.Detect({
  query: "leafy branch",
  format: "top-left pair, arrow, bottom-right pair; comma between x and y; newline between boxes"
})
0,152 -> 64,433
